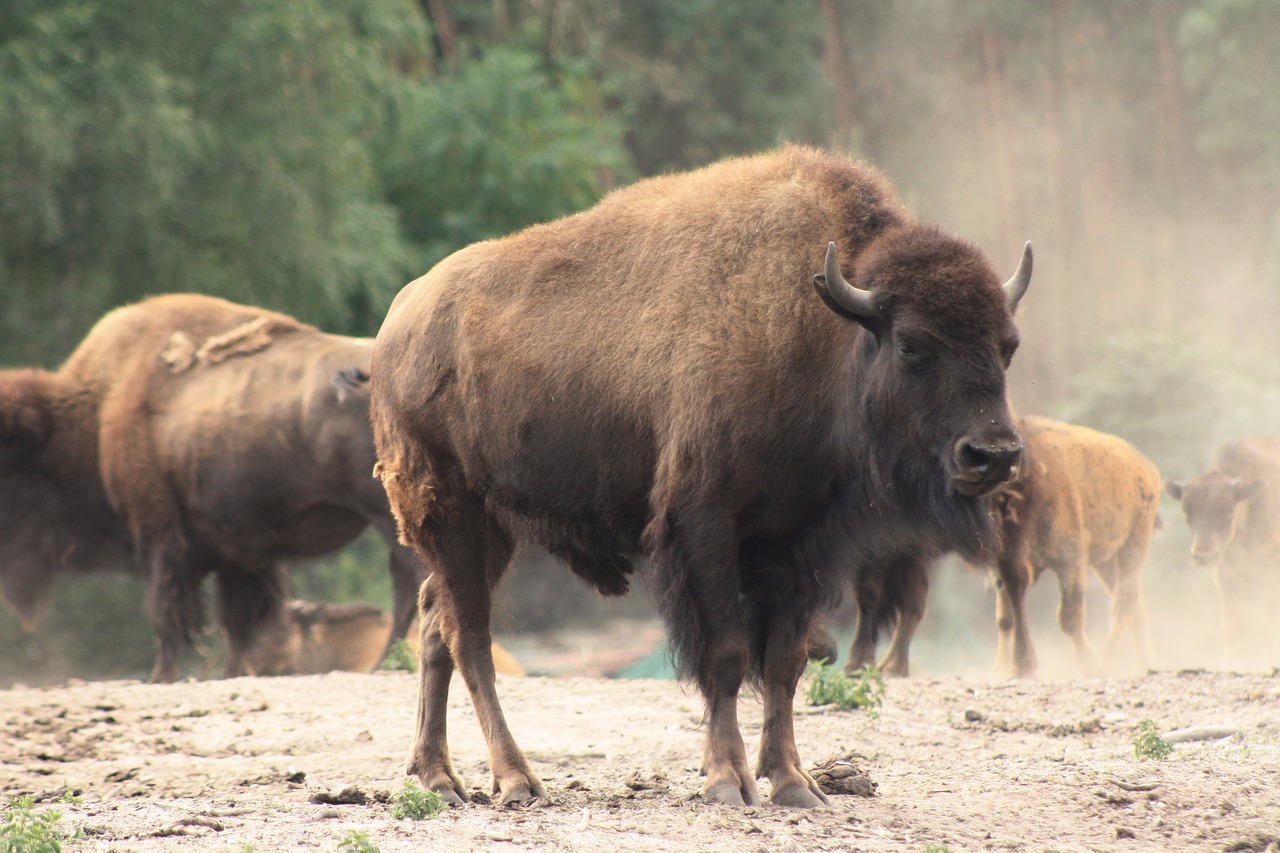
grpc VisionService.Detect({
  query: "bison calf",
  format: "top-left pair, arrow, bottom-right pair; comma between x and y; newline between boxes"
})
1166,437 -> 1280,669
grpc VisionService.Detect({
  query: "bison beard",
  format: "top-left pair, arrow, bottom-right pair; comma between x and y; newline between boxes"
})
371,146 -> 1031,808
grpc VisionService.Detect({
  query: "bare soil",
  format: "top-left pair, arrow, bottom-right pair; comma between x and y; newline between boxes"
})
2,663 -> 1279,853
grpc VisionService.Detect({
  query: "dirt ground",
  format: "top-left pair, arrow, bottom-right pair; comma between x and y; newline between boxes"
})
2,662 -> 1279,853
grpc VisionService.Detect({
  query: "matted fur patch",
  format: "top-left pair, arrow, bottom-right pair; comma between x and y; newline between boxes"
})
162,317 -> 276,373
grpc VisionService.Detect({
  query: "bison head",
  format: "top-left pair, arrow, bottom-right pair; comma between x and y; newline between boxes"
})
1166,474 -> 1261,565
814,227 -> 1030,506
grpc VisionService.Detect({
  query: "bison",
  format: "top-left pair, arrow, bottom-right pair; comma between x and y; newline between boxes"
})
0,294 -> 425,682
1166,438 -> 1280,668
371,146 -> 1032,808
841,416 -> 1161,679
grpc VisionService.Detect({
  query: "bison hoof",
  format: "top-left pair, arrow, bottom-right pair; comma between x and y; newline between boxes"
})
494,776 -> 547,807
703,780 -> 761,807
770,782 -> 831,809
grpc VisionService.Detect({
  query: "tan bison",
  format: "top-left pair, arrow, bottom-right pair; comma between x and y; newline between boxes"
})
0,294 -> 425,682
843,416 -> 1161,679
242,600 -> 525,677
1166,437 -> 1280,668
371,146 -> 1032,808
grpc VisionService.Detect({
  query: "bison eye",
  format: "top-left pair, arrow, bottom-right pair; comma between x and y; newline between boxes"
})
896,339 -> 929,367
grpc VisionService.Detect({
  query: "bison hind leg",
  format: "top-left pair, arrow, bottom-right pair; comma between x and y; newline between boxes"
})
216,564 -> 291,677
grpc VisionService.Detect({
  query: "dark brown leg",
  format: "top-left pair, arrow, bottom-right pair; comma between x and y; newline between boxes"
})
757,609 -> 829,808
405,504 -> 541,805
876,556 -> 929,677
145,543 -> 206,683
844,562 -> 885,674
992,547 -> 1036,679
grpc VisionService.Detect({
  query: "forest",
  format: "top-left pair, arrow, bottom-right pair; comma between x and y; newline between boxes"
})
2,0 -> 1278,679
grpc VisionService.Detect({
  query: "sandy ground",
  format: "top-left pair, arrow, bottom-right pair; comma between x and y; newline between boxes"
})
2,665 -> 1279,853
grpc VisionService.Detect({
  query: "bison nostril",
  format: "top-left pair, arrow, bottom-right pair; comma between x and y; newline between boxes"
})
957,439 -> 1022,478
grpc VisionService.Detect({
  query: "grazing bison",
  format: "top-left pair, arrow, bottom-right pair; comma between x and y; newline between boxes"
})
841,416 -> 1161,679
0,294 -> 425,682
1166,438 -> 1280,668
371,146 -> 1032,808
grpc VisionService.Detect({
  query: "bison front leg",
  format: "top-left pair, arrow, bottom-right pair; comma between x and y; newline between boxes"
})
992,548 -> 1036,679
876,554 -> 929,677
756,608 -> 830,808
144,543 -> 207,683
647,507 -> 758,806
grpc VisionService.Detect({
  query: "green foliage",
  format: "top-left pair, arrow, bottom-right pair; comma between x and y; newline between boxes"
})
1134,720 -> 1174,761
0,794 -> 80,853
0,0 -> 428,363
379,43 -> 629,270
379,639 -> 418,674
336,830 -> 380,853
390,779 -> 448,820
804,662 -> 886,717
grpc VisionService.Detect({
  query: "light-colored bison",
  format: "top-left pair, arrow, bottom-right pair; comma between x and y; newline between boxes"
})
371,146 -> 1031,807
240,600 -> 526,677
1166,437 -> 1280,668
0,295 -> 425,682
842,415 -> 1160,679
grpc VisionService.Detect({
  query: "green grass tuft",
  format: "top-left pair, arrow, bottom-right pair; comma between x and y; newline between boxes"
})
804,661 -> 886,717
391,779 -> 448,820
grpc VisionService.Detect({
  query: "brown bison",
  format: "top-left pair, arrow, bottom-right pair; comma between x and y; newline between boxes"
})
371,146 -> 1032,808
0,294 -> 425,682
1166,438 -> 1280,668
841,415 -> 1161,679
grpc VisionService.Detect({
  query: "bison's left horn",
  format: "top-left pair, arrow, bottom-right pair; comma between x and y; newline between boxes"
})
1002,242 -> 1033,311
817,242 -> 878,318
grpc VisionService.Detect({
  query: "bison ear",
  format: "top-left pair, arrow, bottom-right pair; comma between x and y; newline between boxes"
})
813,242 -> 883,332
332,366 -> 371,404
1164,479 -> 1184,501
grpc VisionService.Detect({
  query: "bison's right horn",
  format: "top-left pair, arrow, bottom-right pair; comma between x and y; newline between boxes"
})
816,242 -> 878,318
1002,242 -> 1033,311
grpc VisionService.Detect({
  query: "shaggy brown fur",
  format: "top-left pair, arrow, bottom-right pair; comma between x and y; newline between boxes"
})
841,415 -> 1161,679
0,294 -> 425,681
371,146 -> 1031,808
1166,438 -> 1280,668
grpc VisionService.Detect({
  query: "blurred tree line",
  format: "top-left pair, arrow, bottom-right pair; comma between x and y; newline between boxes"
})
3,0 -> 1279,678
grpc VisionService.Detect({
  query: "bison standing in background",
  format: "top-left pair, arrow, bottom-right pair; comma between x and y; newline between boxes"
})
1166,438 -> 1280,668
843,416 -> 1161,679
0,294 -> 425,682
371,146 -> 1032,808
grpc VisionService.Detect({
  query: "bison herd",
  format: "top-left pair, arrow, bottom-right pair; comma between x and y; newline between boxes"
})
1,146 -> 1276,809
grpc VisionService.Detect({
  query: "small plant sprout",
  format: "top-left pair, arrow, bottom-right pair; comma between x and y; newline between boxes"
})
804,661 -> 886,717
0,793 -> 82,853
379,639 -> 418,673
1133,720 -> 1174,760
337,829 -> 380,853
391,779 -> 448,820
